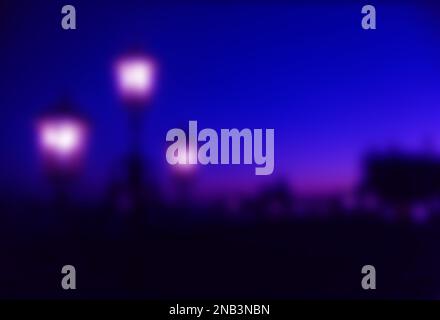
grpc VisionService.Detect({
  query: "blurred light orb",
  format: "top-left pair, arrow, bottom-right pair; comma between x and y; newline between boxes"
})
114,54 -> 155,104
174,148 -> 197,173
37,117 -> 88,161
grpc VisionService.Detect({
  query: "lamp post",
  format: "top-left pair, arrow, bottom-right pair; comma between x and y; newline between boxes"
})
113,50 -> 156,214
170,138 -> 197,209
36,99 -> 88,211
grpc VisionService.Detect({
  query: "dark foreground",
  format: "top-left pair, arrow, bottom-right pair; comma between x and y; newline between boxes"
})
1,201 -> 439,299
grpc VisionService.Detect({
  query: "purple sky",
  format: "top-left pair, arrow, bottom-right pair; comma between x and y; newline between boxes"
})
2,1 -> 440,198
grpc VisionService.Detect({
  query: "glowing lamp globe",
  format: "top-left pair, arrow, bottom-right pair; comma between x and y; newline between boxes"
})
114,53 -> 156,105
174,148 -> 197,175
37,115 -> 88,173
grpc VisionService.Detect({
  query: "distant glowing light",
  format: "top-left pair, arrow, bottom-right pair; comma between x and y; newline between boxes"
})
37,117 -> 88,161
114,55 -> 155,103
174,148 -> 197,173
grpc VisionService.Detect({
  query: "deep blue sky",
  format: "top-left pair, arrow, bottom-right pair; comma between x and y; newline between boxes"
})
2,1 -> 440,197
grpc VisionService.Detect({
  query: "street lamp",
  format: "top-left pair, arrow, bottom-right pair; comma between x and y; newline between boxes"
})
112,50 -> 157,216
173,148 -> 197,173
168,138 -> 197,208
36,100 -> 89,209
114,51 -> 156,154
